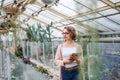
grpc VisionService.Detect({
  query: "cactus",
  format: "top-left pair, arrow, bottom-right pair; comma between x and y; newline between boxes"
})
26,24 -> 37,41
26,22 -> 53,42
37,22 -> 53,42
46,22 -> 53,42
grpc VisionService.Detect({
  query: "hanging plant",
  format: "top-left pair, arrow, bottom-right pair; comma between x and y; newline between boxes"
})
0,22 -> 10,29
0,20 -> 16,30
4,5 -> 19,15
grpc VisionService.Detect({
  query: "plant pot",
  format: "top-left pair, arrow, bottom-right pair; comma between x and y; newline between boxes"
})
4,6 -> 19,15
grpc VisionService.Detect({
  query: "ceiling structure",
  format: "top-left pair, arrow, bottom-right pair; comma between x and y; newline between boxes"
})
0,0 -> 120,37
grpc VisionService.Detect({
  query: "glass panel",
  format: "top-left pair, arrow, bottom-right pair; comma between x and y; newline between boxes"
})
25,4 -> 40,16
82,21 -> 112,32
86,13 -> 101,19
27,19 -> 38,25
26,4 -> 40,11
76,17 -> 88,21
19,15 -> 28,23
88,43 -> 120,80
36,14 -> 52,24
96,1 -> 107,8
46,11 -> 64,20
51,3 -> 77,16
73,24 -> 87,33
75,0 -> 106,9
75,13 -> 101,21
108,14 -> 120,24
110,0 -> 120,3
95,18 -> 120,31
52,28 -> 63,37
61,24 -> 87,33
21,41 -> 62,71
53,23 -> 63,27
99,9 -> 118,15
24,8 -> 34,15
37,11 -> 63,22
59,0 -> 79,12
61,21 -> 73,25
20,15 -> 28,19
0,47 -> 51,80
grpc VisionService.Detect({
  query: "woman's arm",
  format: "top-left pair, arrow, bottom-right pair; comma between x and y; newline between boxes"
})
55,44 -> 64,66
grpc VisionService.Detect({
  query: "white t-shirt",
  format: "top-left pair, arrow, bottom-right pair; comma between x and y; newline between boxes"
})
62,47 -> 78,68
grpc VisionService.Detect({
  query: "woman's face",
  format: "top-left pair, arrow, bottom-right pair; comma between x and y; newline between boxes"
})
62,29 -> 72,40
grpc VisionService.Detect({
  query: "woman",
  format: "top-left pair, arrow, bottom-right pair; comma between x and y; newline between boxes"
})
55,26 -> 84,80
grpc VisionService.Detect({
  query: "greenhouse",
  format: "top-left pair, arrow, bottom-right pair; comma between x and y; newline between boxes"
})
0,0 -> 120,80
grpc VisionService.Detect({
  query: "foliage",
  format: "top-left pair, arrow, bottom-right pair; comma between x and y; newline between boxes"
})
44,42 -> 53,60
45,22 -> 53,42
15,46 -> 23,58
0,20 -> 16,29
78,39 -> 89,80
26,22 -> 53,42
77,29 -> 104,80
87,30 -> 104,80
76,31 -> 81,42
26,24 -> 37,41
35,66 -> 49,74
0,22 -> 10,29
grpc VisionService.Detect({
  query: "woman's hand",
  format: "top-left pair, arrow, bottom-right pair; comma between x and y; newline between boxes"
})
63,54 -> 80,65
63,59 -> 73,65
69,54 -> 80,64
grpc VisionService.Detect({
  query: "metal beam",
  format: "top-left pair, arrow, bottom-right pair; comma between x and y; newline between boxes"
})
80,12 -> 120,22
22,13 -> 63,32
101,0 -> 120,11
0,1 -> 77,34
34,1 -> 97,32
23,13 -> 47,25
54,1 -> 120,24
54,6 -> 111,24
116,2 -> 120,6
22,12 -> 83,34
25,6 -> 84,33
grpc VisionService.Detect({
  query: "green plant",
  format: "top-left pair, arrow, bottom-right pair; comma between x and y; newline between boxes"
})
76,31 -> 81,42
37,23 -> 47,42
46,22 -> 53,42
26,22 -> 53,42
0,22 -> 10,29
26,24 -> 37,41
77,29 -> 101,80
15,46 -> 23,58
35,66 -> 48,74
37,22 -> 53,42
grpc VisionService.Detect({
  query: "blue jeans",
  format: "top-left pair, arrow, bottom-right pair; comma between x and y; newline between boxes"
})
61,68 -> 79,80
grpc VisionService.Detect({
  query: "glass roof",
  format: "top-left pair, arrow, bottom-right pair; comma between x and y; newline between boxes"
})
0,0 -> 120,37
110,0 -> 120,3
